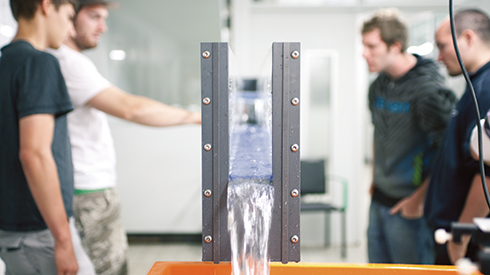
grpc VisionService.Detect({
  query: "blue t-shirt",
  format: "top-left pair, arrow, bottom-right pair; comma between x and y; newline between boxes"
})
425,61 -> 490,230
0,40 -> 74,231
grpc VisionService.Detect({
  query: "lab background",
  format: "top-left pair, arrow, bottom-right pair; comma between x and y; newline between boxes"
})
1,0 -> 490,274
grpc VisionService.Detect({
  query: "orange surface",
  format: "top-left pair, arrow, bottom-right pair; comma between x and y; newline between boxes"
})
147,261 -> 473,275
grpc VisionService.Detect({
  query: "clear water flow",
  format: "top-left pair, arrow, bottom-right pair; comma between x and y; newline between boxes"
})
228,87 -> 274,275
228,182 -> 274,275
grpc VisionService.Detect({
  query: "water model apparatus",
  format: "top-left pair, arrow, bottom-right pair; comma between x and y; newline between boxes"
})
200,42 -> 301,264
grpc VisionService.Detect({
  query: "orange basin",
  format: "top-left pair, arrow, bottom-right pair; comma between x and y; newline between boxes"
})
147,261 -> 473,275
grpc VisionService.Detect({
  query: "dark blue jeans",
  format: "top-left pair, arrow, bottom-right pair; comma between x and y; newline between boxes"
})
367,199 -> 434,264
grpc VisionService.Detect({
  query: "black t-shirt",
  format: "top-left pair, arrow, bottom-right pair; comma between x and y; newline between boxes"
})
0,40 -> 74,231
425,61 -> 490,231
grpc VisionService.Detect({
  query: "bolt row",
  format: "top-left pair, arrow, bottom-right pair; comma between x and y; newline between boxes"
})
202,50 -> 300,59
203,234 -> 299,244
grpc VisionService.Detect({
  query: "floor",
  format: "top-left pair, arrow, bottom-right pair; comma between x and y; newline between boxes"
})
0,242 -> 367,275
128,242 -> 368,275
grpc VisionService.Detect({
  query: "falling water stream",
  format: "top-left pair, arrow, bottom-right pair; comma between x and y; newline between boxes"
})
228,182 -> 274,275
228,87 -> 274,275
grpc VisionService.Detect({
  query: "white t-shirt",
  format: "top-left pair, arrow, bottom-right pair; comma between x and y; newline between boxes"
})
470,119 -> 490,163
47,45 -> 116,190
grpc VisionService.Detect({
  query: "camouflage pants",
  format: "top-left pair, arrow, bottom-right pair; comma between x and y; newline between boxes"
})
73,189 -> 128,275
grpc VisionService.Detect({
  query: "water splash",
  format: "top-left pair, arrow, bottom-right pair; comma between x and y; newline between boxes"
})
228,182 -> 274,275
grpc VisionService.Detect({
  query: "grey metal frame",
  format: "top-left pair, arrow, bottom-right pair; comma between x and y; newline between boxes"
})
270,42 -> 301,263
200,42 -> 301,263
201,42 -> 230,263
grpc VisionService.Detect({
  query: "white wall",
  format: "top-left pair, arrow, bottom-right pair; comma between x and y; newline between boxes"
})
0,0 -> 16,46
82,0 -> 221,234
110,119 -> 202,233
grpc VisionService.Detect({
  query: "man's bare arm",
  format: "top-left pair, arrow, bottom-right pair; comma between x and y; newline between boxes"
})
459,174 -> 490,223
447,174 -> 490,264
87,85 -> 201,126
19,114 -> 78,275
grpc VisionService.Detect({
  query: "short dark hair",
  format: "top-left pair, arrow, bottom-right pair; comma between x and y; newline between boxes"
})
454,9 -> 490,45
75,0 -> 118,15
10,0 -> 78,21
362,8 -> 408,52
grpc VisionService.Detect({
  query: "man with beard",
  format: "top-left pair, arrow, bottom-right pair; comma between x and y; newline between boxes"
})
425,9 -> 490,265
47,1 -> 201,274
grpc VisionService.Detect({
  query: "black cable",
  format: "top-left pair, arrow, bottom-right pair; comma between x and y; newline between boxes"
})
449,0 -> 490,210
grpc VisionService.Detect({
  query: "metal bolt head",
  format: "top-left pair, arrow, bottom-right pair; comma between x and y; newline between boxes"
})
291,235 -> 299,243
291,144 -> 299,152
204,235 -> 213,243
204,144 -> 212,151
202,51 -> 211,59
204,189 -> 212,197
291,189 -> 299,197
228,79 -> 233,91
291,51 -> 299,59
203,97 -> 211,105
291,97 -> 299,106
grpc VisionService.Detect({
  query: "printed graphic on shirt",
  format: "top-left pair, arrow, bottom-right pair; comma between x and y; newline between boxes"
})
373,96 -> 410,114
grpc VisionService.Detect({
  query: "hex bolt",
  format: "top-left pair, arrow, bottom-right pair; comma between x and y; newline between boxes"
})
204,235 -> 213,243
291,97 -> 299,106
291,144 -> 299,152
291,189 -> 299,197
203,97 -> 211,105
291,51 -> 299,59
204,144 -> 212,151
291,235 -> 299,243
204,189 -> 212,197
202,51 -> 211,59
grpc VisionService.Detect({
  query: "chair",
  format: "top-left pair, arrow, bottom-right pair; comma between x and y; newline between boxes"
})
300,159 -> 348,258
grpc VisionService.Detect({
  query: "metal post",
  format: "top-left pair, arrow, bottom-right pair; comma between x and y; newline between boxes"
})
201,42 -> 230,263
271,42 -> 301,263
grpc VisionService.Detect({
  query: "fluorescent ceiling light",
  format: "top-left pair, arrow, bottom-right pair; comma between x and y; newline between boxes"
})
109,50 -> 126,61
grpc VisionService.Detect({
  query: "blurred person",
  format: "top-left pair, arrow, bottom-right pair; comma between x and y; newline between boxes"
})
0,0 -> 96,274
425,9 -> 490,265
46,0 -> 201,274
362,8 -> 456,264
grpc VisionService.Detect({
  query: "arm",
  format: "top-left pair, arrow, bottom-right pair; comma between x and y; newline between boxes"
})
389,177 -> 430,219
19,114 -> 78,275
447,174 -> 490,264
370,143 -> 375,196
87,85 -> 201,126
414,87 -> 455,136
